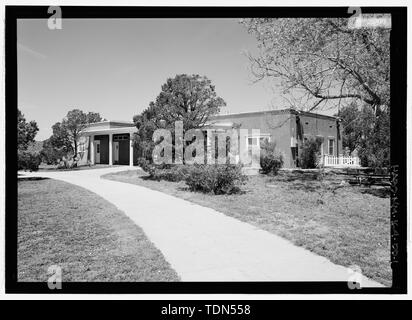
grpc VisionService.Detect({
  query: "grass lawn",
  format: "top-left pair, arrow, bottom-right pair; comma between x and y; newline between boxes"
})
18,177 -> 179,282
38,164 -> 122,172
103,168 -> 391,286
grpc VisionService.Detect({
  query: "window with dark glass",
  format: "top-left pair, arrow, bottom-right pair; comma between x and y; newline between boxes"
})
328,139 -> 334,155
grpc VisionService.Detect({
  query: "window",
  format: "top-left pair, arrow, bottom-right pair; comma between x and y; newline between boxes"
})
247,138 -> 257,161
245,136 -> 267,164
114,134 -> 129,141
96,144 -> 100,153
328,139 -> 334,155
248,137 -> 258,146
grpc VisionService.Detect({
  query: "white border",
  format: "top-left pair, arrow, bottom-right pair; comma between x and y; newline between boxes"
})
0,0 -> 410,300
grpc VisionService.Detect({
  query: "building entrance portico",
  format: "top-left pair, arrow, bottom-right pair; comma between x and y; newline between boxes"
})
81,121 -> 137,167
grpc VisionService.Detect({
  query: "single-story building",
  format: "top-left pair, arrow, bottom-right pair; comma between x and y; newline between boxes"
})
76,120 -> 137,167
208,108 -> 344,168
76,108 -> 356,169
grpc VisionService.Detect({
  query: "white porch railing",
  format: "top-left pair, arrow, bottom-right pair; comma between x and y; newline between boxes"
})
322,155 -> 360,167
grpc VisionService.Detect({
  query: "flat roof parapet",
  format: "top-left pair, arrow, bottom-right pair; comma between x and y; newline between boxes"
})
85,120 -> 135,129
212,108 -> 339,121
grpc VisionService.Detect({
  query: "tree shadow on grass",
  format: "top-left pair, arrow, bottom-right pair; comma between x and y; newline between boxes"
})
286,181 -> 321,192
176,184 -> 248,195
140,175 -> 155,181
268,176 -> 322,193
273,174 -> 391,199
18,177 -> 49,181
359,187 -> 391,198
279,172 -> 322,182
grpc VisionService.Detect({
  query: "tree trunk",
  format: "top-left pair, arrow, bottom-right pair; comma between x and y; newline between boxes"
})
73,139 -> 78,159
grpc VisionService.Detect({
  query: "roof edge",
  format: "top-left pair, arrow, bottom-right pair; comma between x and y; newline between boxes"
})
213,108 -> 338,121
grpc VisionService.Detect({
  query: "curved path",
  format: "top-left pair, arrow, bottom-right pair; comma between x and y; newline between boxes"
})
20,167 -> 384,287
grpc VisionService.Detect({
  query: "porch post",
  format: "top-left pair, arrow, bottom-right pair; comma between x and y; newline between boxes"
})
129,134 -> 134,167
109,133 -> 113,165
90,135 -> 95,165
206,130 -> 214,164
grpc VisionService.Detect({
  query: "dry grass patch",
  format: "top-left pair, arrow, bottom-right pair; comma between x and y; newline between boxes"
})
18,178 -> 179,282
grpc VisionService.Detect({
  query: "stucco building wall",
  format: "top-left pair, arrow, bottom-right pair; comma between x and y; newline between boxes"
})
211,109 -> 342,168
79,110 -> 341,169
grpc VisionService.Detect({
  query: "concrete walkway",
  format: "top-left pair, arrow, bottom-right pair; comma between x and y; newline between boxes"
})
20,167 -> 384,286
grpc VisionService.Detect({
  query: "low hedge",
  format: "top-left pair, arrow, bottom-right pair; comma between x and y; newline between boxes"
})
137,158 -> 247,194
137,158 -> 190,182
151,165 -> 190,182
184,164 -> 247,195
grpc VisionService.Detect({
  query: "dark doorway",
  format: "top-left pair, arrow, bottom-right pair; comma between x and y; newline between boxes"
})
94,135 -> 109,164
113,133 -> 130,165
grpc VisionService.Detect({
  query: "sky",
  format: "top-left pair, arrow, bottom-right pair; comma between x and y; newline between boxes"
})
18,18 -> 285,140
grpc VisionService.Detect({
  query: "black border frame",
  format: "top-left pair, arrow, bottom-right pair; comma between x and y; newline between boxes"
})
5,6 -> 407,294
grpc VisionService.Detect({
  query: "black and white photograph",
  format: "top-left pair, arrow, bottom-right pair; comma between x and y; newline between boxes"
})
2,2 -> 409,303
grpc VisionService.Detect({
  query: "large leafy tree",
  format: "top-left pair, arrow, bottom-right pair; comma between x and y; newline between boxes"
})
18,109 -> 39,150
337,102 -> 363,153
241,18 -> 390,113
48,121 -> 73,154
132,104 -> 159,159
338,103 -> 390,167
133,74 -> 226,160
49,109 -> 103,158
41,138 -> 66,165
137,74 -> 226,131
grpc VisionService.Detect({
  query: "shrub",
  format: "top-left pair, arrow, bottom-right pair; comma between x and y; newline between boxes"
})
137,157 -> 159,176
18,149 -> 41,171
260,140 -> 284,175
184,164 -> 247,194
299,137 -> 323,169
137,158 -> 189,182
138,161 -> 247,194
151,165 -> 190,182
137,157 -> 152,172
55,152 -> 78,170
